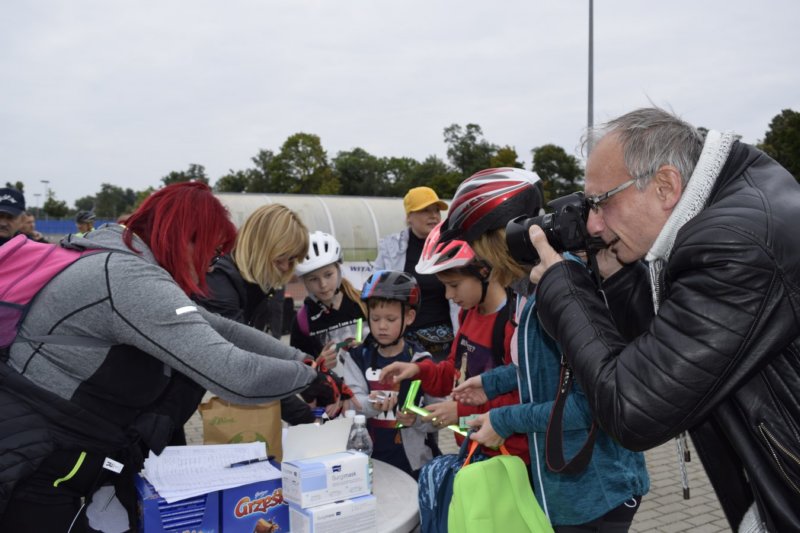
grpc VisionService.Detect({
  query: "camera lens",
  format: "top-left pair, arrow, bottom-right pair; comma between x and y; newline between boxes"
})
505,214 -> 546,265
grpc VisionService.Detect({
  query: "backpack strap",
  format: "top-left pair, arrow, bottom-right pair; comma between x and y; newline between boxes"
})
489,288 -> 517,368
545,359 -> 598,474
296,305 -> 310,337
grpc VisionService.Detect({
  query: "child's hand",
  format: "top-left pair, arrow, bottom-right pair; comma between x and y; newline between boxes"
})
379,362 -> 420,384
396,409 -> 417,427
452,375 -> 488,406
317,342 -> 338,369
423,400 -> 458,429
368,390 -> 398,412
468,412 -> 504,449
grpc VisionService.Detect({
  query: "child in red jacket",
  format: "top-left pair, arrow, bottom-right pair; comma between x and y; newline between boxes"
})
380,221 -> 528,461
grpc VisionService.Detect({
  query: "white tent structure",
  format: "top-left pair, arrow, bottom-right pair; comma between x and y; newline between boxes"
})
215,192 -> 416,262
216,192 -> 449,302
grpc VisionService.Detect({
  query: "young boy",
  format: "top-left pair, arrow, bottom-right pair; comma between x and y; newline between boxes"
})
380,223 -> 529,461
339,270 -> 440,478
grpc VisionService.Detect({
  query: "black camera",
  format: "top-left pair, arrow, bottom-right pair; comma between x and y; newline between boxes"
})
505,192 -> 600,265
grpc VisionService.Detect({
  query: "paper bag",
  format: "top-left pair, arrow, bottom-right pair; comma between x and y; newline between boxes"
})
199,397 -> 284,461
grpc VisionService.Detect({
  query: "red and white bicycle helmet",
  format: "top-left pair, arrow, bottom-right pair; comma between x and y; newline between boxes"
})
415,221 -> 477,275
440,167 -> 544,243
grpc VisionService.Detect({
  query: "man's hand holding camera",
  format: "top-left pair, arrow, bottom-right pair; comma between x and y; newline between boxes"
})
528,225 -> 564,285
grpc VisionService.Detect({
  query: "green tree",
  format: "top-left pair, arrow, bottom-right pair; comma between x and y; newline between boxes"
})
161,163 -> 209,186
246,149 -> 278,192
95,183 -> 136,219
443,123 -> 498,177
215,170 -> 253,193
758,109 -> 800,181
531,144 -> 584,202
133,187 -> 156,211
42,191 -> 69,218
408,155 -> 461,198
490,146 -> 524,169
382,156 -> 420,196
333,148 -> 388,196
271,133 -> 339,194
74,196 -> 95,212
5,181 -> 24,192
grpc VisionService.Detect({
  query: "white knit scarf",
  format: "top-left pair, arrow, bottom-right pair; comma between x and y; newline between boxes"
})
645,129 -> 738,312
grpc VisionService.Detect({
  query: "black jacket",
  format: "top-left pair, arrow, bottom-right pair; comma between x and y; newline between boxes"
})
537,142 -> 800,532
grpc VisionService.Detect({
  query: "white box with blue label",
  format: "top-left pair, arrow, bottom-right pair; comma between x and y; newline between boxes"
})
281,451 -> 370,508
289,494 -> 376,533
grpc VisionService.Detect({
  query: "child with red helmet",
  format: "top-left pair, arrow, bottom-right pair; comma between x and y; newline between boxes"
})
380,221 -> 530,461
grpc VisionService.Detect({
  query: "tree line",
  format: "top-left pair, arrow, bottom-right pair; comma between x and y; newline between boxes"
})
7,109 -> 799,219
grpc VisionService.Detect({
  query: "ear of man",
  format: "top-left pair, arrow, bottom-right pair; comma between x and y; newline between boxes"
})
653,165 -> 684,211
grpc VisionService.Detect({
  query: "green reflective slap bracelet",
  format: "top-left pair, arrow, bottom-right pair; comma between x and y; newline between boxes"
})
397,379 -> 467,436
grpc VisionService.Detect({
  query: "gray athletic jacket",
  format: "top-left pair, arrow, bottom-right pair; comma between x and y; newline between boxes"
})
8,225 -> 317,426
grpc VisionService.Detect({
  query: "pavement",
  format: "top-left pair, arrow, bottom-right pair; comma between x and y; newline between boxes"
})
184,405 -> 729,532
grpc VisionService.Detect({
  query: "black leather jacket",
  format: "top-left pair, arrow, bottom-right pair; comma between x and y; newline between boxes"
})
537,142 -> 800,532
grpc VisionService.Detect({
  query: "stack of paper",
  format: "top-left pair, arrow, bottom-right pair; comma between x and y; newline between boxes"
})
141,442 -> 280,503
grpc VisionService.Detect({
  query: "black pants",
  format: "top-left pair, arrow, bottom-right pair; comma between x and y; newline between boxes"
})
0,450 -> 108,533
553,496 -> 642,533
1,497 -> 94,533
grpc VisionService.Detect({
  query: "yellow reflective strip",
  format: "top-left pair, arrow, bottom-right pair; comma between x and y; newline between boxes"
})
53,451 -> 87,487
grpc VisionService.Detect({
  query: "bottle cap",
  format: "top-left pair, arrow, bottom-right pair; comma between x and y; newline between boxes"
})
354,414 -> 366,424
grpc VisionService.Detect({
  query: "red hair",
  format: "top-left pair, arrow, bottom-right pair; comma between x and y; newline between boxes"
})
123,181 -> 236,296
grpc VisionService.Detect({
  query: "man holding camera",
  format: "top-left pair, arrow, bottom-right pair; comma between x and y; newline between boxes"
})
528,107 -> 800,532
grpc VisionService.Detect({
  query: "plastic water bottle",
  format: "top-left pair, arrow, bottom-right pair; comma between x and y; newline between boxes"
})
346,414 -> 374,492
312,407 -> 326,425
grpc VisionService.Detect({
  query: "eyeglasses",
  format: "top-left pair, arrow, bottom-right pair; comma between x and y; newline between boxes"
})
586,178 -> 638,213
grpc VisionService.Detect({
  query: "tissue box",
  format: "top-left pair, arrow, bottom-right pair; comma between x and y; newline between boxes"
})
281,451 -> 370,508
220,477 -> 288,533
289,494 -> 376,533
134,474 -> 219,533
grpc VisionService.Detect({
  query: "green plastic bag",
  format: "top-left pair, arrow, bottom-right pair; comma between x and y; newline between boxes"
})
449,441 -> 553,533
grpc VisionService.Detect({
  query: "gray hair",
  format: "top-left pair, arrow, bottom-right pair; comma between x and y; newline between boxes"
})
583,107 -> 705,188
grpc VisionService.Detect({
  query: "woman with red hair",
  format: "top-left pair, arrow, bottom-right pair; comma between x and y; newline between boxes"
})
0,182 -> 319,532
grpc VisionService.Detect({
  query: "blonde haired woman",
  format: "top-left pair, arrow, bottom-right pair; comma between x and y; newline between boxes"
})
194,203 -> 315,425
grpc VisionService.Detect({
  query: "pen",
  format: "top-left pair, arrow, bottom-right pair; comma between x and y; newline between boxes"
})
226,456 -> 275,468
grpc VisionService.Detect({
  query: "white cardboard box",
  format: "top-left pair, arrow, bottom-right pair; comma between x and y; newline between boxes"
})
289,494 -> 376,533
281,451 -> 370,509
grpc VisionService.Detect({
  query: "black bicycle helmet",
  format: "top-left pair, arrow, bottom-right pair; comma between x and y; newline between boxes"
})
360,270 -> 421,310
440,167 -> 544,243
75,210 -> 96,224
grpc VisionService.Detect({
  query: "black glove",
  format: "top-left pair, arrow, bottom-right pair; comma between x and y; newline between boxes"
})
300,366 -> 353,408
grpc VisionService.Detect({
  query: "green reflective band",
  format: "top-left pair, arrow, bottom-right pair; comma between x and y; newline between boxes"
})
355,318 -> 363,343
398,379 -> 467,436
53,451 -> 87,487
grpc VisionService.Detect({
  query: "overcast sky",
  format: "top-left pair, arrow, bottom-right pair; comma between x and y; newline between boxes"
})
2,0 -> 798,208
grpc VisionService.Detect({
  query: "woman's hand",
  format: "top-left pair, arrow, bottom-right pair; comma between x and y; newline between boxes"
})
379,362 -> 421,384
423,400 -> 458,429
452,376 -> 488,406
467,412 -> 504,449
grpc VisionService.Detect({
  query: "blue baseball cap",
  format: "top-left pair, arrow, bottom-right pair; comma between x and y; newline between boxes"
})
0,188 -> 25,217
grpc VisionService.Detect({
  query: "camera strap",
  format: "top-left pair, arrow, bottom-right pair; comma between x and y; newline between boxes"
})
545,359 -> 598,474
544,250 -> 602,475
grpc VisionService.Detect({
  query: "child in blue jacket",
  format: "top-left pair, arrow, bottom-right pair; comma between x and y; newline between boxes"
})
446,168 -> 649,530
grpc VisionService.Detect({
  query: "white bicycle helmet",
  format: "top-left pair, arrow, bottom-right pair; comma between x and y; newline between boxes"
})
295,231 -> 343,276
